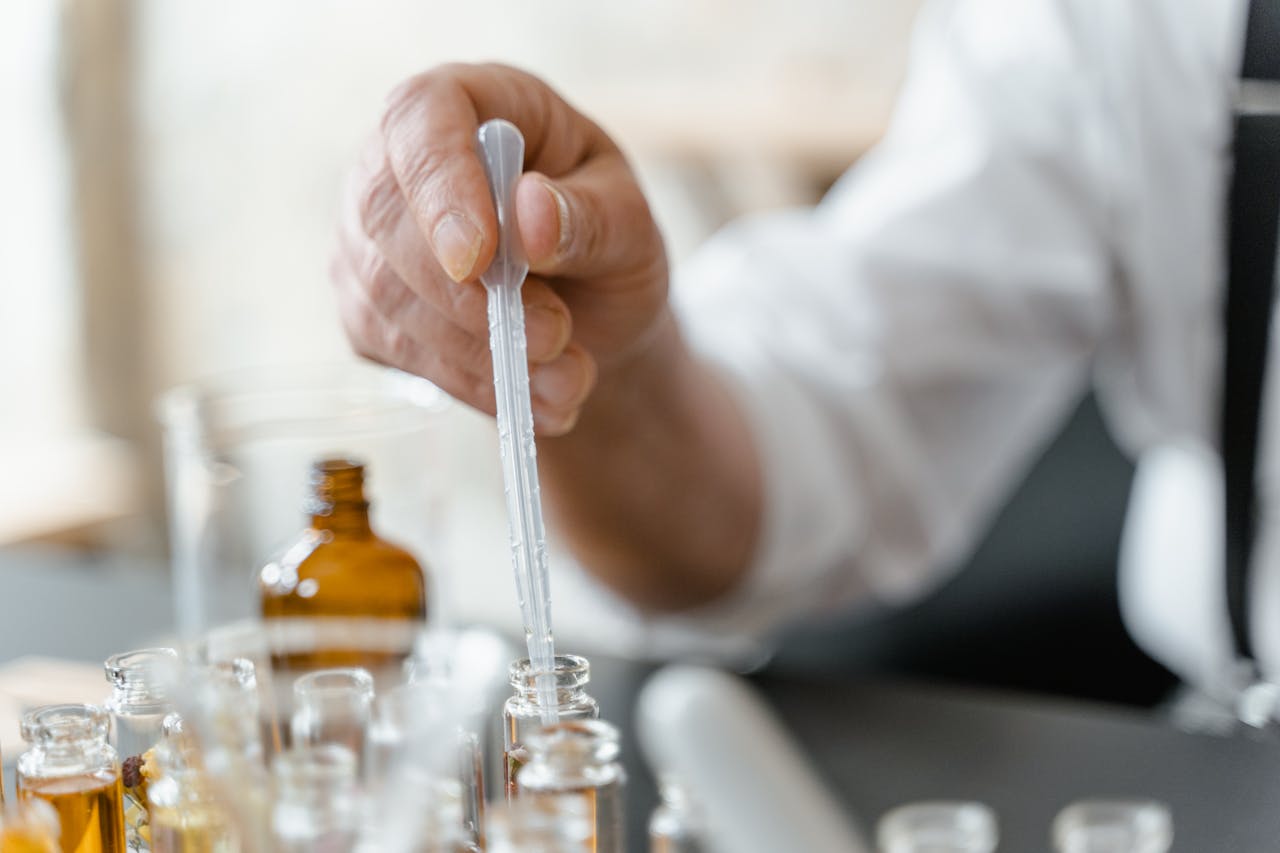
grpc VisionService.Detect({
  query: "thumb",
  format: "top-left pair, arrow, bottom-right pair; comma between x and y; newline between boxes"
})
515,159 -> 656,279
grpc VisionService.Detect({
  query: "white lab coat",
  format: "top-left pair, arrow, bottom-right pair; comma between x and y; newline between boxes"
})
668,0 -> 1262,696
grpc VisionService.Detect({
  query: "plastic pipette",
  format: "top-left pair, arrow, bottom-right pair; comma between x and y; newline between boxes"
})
475,118 -> 559,725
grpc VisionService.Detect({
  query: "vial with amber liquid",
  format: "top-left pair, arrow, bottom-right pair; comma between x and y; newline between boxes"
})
258,458 -> 429,687
16,704 -> 127,853
517,720 -> 626,853
0,799 -> 61,853
503,655 -> 599,798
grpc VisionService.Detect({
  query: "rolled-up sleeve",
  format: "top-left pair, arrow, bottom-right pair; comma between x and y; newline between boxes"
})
648,0 -> 1126,643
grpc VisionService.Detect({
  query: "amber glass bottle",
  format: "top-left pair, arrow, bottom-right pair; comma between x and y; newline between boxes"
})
258,459 -> 429,685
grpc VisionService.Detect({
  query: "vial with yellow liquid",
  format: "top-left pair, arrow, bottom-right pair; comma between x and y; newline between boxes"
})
15,704 -> 126,853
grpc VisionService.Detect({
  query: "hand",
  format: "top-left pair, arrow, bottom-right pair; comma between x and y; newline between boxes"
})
332,63 -> 670,435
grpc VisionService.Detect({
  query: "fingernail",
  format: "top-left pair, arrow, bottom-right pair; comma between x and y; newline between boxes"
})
526,306 -> 571,362
531,358 -> 582,408
433,213 -> 482,282
534,405 -> 581,436
541,178 -> 571,259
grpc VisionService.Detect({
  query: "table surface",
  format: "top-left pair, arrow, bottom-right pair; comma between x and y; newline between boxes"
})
3,546 -> 1278,852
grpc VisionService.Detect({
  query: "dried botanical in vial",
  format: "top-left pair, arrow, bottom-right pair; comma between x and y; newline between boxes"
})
104,648 -> 178,852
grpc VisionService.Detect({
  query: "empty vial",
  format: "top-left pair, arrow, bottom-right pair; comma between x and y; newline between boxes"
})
271,745 -> 360,853
1052,799 -> 1173,853
876,801 -> 998,853
290,668 -> 375,767
649,775 -> 705,852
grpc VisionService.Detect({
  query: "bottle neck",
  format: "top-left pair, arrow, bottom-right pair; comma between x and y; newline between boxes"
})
308,502 -> 372,536
306,459 -> 373,536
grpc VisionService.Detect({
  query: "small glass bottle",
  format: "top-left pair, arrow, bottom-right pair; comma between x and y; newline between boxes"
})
271,745 -> 360,853
365,683 -> 485,851
503,655 -> 599,798
485,798 -> 591,853
649,775 -> 705,853
1051,799 -> 1173,853
258,458 -> 429,686
876,802 -> 998,853
0,799 -> 60,853
16,704 -> 127,853
104,648 -> 178,853
290,668 -> 375,769
517,720 -> 626,853
147,714 -> 238,853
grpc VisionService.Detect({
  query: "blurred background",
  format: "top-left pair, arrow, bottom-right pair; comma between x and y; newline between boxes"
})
0,0 -> 1172,706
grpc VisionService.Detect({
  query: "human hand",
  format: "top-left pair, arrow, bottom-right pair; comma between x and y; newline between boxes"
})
333,63 -> 670,435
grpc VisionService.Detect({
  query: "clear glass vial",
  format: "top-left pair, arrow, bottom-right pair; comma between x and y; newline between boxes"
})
271,745 -> 360,853
1052,799 -> 1173,853
517,720 -> 625,853
105,647 -> 178,852
485,797 -> 592,853
649,775 -> 705,853
16,704 -> 127,853
147,713 -> 239,853
876,801 -> 998,853
192,657 -> 264,768
290,668 -> 375,768
503,655 -> 599,798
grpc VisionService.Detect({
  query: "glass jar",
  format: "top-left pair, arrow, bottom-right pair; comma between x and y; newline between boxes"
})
876,802 -> 998,853
503,655 -> 598,798
271,745 -> 360,853
1052,799 -> 1173,853
649,775 -> 705,852
16,704 -> 127,853
517,720 -> 625,853
258,458 -> 429,690
0,799 -> 60,852
105,647 -> 178,853
147,714 -> 238,853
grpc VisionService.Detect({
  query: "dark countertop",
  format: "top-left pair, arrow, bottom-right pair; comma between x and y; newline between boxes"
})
2,546 -> 1275,852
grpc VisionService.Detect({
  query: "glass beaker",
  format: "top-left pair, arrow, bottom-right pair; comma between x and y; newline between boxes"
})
1051,799 -> 1173,853
156,363 -> 452,639
876,801 -> 998,853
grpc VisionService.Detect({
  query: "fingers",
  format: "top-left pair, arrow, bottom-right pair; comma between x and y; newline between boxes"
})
515,158 -> 661,280
379,64 -> 609,284
332,226 -> 593,434
349,138 -> 573,364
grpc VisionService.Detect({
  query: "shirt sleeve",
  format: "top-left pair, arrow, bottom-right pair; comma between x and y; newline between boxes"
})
649,0 -> 1126,642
